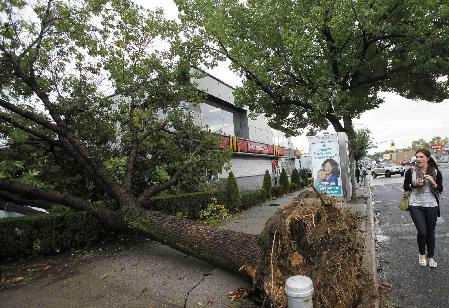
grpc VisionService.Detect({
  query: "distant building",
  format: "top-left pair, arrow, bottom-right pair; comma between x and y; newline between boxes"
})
192,71 -> 299,191
390,150 -> 415,164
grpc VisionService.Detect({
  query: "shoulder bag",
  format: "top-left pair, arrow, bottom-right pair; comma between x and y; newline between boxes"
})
398,191 -> 411,211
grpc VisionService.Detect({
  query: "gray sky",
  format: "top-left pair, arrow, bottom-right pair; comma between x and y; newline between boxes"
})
136,0 -> 449,154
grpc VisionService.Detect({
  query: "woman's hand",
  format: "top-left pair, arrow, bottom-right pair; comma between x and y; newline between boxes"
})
413,178 -> 424,187
423,175 -> 437,188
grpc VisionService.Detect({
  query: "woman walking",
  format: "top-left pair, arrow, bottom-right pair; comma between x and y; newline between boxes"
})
403,149 -> 443,268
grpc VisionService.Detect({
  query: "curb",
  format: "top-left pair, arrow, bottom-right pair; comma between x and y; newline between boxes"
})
365,184 -> 380,308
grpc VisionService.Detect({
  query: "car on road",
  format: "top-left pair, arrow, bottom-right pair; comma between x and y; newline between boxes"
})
371,163 -> 405,178
400,159 -> 411,166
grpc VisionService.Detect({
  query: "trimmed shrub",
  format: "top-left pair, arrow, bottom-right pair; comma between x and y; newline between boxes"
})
299,168 -> 311,187
241,190 -> 267,209
144,190 -> 226,219
199,197 -> 230,227
271,185 -> 284,198
291,168 -> 301,186
288,183 -> 299,193
225,172 -> 241,211
0,212 -> 100,259
262,170 -> 272,200
280,168 -> 289,193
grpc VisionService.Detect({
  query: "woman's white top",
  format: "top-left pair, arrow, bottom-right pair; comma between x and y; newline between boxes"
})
410,169 -> 438,208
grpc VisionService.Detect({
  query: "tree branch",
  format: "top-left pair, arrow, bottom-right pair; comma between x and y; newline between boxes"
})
0,111 -> 59,145
0,201 -> 44,215
19,0 -> 54,62
0,190 -> 54,210
0,180 -> 126,230
137,142 -> 204,205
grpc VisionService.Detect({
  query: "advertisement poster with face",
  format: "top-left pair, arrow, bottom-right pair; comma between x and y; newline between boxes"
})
308,134 -> 343,196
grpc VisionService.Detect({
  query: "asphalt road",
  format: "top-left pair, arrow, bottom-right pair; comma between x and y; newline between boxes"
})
371,164 -> 449,308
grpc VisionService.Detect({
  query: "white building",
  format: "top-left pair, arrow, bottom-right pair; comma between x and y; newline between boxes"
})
192,71 -> 299,191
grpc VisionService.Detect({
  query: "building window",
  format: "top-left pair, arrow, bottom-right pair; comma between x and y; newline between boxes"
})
200,103 -> 234,136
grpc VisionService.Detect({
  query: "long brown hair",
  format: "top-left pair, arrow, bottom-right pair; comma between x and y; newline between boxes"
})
415,148 -> 438,174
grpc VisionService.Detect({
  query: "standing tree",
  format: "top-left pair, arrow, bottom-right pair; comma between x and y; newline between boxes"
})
175,0 -> 449,197
291,168 -> 301,187
262,169 -> 272,200
224,171 -> 241,210
411,139 -> 431,150
279,168 -> 289,193
353,128 -> 374,164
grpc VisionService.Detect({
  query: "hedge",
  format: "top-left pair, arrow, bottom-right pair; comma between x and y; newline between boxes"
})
143,190 -> 226,219
0,211 -> 100,259
241,190 -> 267,209
271,185 -> 284,198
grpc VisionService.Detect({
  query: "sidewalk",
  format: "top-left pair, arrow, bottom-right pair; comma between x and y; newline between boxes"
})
0,188 -> 378,307
0,192 -> 300,308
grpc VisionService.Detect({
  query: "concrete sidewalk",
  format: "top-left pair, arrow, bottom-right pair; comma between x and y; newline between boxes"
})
0,193 -> 300,308
0,188 -> 378,308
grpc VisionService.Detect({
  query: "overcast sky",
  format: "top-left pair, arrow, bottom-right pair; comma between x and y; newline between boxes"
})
136,0 -> 449,154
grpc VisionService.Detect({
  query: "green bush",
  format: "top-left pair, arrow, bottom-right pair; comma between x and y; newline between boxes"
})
0,212 -> 100,259
288,183 -> 299,193
299,168 -> 311,187
280,168 -> 289,193
241,190 -> 266,209
199,197 -> 230,227
262,170 -> 272,200
144,190 -> 226,219
291,168 -> 301,186
225,172 -> 241,211
271,185 -> 284,198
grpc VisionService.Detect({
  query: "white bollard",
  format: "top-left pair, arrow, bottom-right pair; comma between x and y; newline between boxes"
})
285,275 -> 314,308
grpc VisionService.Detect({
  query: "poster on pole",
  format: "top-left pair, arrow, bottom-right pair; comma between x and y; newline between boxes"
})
308,134 -> 343,196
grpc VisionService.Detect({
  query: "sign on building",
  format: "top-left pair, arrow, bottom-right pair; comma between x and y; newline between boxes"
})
308,134 -> 344,197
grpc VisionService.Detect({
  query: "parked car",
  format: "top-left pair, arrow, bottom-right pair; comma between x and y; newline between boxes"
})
371,163 -> 405,178
400,160 -> 411,166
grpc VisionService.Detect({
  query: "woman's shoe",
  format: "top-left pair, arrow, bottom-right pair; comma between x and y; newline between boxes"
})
419,254 -> 427,266
428,258 -> 437,268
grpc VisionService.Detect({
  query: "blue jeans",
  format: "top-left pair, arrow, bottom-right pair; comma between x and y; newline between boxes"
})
409,206 -> 438,257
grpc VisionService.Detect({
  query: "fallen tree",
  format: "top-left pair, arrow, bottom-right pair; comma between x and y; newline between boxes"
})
0,1 -> 373,306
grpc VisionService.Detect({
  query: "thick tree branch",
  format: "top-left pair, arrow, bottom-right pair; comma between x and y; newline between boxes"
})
0,98 -> 61,134
0,99 -> 115,196
124,96 -> 138,191
0,111 -> 58,145
137,143 -> 203,205
0,190 -> 54,210
0,180 -> 126,230
0,201 -> 44,215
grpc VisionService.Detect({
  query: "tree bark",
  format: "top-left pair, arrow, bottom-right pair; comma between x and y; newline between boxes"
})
343,115 -> 357,199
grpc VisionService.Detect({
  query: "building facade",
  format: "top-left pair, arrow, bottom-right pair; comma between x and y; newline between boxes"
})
192,71 -> 298,191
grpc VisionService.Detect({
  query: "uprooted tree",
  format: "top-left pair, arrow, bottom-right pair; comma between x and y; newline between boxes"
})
1,1 -> 373,306
175,0 -> 449,197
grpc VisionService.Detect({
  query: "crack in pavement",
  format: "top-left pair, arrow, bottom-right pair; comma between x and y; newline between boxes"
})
183,272 -> 212,307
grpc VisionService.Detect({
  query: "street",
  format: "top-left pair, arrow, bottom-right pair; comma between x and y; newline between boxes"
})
372,164 -> 449,307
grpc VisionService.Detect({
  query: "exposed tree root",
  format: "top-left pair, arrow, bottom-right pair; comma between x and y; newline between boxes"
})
255,190 -> 374,307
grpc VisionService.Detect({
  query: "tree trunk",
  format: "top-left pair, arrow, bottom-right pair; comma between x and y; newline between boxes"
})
0,181 -> 373,306
120,207 -> 262,279
343,116 -> 357,199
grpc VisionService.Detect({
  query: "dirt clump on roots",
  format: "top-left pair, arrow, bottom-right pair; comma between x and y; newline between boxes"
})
255,190 -> 375,307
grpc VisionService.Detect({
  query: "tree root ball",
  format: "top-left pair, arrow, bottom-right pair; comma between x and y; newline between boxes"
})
255,190 -> 374,307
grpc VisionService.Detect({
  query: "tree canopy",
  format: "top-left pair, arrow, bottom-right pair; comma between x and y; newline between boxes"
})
0,0 -> 230,211
176,0 -> 449,143
353,128 -> 374,162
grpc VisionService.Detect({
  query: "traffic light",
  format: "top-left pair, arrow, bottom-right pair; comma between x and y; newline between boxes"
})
390,140 -> 395,147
